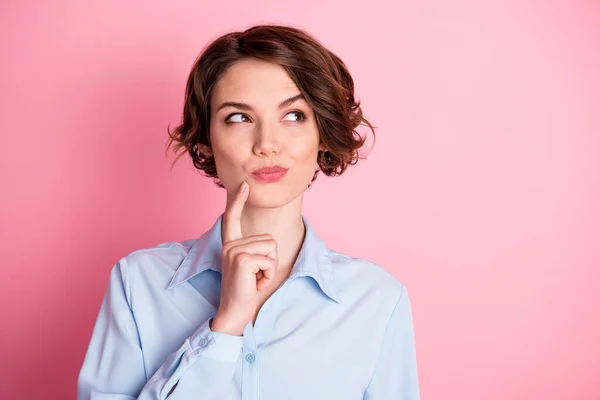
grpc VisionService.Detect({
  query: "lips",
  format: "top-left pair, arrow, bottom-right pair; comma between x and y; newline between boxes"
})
251,165 -> 289,183
252,166 -> 288,174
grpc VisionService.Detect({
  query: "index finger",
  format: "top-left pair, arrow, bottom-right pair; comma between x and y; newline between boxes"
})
222,181 -> 249,243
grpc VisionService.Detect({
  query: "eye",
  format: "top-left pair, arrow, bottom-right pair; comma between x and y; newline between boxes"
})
225,113 -> 250,123
283,111 -> 306,122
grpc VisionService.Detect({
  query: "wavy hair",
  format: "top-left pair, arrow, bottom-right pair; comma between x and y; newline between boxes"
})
166,24 -> 375,187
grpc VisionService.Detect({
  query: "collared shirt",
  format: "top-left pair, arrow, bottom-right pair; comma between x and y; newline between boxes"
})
77,214 -> 419,400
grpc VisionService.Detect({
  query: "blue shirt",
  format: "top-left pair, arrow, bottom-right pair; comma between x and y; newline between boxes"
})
78,214 -> 419,399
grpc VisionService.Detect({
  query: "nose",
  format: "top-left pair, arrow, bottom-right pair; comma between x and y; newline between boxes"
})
252,121 -> 281,157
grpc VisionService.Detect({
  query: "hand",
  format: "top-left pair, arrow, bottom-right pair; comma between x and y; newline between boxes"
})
211,181 -> 279,335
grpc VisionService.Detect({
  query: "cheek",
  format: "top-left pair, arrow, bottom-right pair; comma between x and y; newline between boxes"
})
211,131 -> 245,164
290,147 -> 319,183
288,144 -> 317,168
289,132 -> 320,162
210,137 -> 247,182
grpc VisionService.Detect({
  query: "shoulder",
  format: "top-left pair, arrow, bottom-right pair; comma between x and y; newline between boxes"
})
326,248 -> 406,304
125,238 -> 194,266
110,238 -> 196,289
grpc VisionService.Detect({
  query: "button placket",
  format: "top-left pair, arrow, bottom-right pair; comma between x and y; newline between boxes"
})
241,324 -> 259,400
254,280 -> 290,349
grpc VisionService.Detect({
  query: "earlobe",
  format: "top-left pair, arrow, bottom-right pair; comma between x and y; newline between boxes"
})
319,143 -> 327,152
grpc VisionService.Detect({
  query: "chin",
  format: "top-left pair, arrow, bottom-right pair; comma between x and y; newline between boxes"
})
247,182 -> 304,209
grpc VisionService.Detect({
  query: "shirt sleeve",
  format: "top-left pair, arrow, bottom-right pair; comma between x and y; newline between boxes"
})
363,285 -> 420,399
77,260 -> 243,400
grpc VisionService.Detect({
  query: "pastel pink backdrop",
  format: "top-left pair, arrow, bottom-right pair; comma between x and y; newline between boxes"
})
1,1 -> 598,399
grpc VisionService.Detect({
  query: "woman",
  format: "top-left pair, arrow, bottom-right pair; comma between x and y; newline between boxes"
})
78,24 -> 419,399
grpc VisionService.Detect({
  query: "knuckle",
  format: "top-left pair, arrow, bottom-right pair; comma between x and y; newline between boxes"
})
234,252 -> 249,265
223,244 -> 237,257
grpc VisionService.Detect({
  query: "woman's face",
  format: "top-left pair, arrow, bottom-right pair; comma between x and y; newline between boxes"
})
208,58 -> 323,208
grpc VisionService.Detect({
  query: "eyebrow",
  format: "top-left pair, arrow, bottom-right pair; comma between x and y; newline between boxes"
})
216,93 -> 305,112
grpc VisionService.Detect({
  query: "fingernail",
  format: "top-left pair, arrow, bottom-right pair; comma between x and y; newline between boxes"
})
240,181 -> 247,193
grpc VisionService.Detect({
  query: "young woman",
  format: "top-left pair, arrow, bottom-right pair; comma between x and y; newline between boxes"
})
78,24 -> 419,400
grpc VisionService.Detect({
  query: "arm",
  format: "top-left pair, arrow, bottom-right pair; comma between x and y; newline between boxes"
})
77,259 -> 243,400
363,286 -> 420,399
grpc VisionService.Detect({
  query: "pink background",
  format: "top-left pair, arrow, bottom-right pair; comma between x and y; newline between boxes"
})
1,1 -> 598,398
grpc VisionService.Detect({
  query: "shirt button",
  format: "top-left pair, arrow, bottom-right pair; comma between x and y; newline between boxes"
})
245,353 -> 256,363
198,337 -> 208,348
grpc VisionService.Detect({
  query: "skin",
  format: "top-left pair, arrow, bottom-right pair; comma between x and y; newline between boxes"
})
200,58 -> 326,335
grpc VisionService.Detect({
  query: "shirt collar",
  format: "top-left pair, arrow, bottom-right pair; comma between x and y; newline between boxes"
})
167,214 -> 342,304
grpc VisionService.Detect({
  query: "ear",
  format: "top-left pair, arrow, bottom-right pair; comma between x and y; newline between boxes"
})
198,144 -> 213,157
319,142 -> 327,152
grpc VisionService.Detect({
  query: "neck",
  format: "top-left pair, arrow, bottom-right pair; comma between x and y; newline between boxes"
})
222,192 -> 306,275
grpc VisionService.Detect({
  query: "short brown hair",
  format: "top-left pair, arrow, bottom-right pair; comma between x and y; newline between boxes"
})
166,24 -> 375,187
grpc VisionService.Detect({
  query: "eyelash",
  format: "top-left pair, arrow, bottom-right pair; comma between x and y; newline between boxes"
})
224,110 -> 307,124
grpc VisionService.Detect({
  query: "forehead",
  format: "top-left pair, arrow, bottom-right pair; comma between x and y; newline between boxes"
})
211,59 -> 301,106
